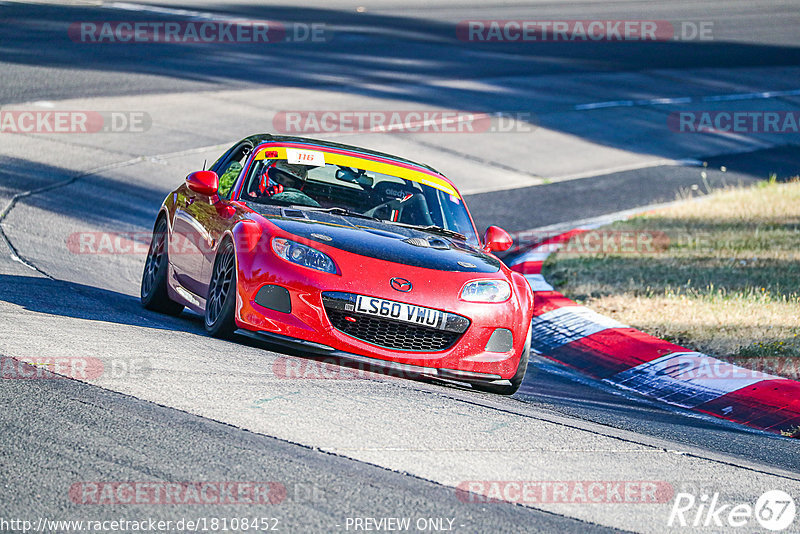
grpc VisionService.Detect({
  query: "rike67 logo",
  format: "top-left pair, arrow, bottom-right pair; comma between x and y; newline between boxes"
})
669,490 -> 796,531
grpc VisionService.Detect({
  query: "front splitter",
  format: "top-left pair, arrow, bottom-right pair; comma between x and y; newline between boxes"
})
234,328 -> 508,385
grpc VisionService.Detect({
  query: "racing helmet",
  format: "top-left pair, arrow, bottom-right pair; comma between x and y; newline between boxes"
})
270,160 -> 309,189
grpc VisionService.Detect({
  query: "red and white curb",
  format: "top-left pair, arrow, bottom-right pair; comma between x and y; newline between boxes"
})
508,230 -> 800,436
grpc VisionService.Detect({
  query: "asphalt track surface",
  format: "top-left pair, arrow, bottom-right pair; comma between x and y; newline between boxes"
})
1,1 -> 800,533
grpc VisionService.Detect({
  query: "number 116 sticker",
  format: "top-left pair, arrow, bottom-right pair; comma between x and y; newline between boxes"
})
287,148 -> 325,166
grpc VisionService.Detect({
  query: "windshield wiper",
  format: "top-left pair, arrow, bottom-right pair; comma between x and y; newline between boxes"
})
299,206 -> 380,221
286,205 -> 467,240
383,221 -> 467,241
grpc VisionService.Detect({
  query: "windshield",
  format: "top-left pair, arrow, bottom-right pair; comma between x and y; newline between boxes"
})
238,154 -> 479,245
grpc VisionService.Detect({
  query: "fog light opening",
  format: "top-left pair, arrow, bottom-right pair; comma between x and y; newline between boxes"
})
484,328 -> 513,353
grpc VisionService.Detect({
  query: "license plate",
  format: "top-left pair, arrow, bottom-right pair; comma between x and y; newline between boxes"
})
354,295 -> 446,330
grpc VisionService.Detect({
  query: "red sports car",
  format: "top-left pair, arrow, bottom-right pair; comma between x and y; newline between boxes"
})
141,135 -> 533,394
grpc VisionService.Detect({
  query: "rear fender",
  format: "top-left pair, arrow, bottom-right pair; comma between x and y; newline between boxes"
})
153,190 -> 179,234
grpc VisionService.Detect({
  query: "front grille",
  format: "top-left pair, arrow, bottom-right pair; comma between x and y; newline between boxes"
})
324,308 -> 463,352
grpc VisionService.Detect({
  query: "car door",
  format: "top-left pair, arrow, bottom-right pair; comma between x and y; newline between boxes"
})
170,141 -> 254,301
170,186 -> 216,298
170,141 -> 253,299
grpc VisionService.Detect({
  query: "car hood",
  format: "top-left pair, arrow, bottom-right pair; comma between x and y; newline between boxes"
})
244,202 -> 502,273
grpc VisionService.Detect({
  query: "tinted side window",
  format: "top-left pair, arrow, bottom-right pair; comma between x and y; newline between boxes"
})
216,143 -> 252,199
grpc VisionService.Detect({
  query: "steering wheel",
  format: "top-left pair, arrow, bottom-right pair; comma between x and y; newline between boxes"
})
364,193 -> 432,225
270,188 -> 321,208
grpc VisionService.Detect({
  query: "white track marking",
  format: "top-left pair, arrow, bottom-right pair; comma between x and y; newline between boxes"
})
575,88 -> 800,111
610,352 -> 782,409
523,274 -> 553,292
105,2 -> 223,20
530,306 -> 628,351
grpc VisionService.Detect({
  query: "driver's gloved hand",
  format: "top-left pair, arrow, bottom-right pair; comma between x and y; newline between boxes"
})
264,183 -> 284,196
258,172 -> 284,196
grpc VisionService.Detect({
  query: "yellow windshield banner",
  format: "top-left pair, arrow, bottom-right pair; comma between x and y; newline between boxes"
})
253,145 -> 460,198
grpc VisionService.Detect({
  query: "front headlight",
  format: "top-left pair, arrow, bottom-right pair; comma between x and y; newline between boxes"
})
272,238 -> 337,274
460,280 -> 511,302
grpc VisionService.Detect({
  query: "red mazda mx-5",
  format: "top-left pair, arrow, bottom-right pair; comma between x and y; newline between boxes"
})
141,134 -> 533,394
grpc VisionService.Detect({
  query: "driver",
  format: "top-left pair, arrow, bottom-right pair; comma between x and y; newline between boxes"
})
251,160 -> 321,207
257,160 -> 308,196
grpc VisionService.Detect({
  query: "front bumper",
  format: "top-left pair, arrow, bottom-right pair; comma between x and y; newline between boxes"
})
232,237 -> 532,380
236,286 -> 526,379
235,328 -> 507,385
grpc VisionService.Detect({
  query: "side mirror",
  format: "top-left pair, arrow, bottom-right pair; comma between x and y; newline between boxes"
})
483,226 -> 513,253
186,170 -> 219,196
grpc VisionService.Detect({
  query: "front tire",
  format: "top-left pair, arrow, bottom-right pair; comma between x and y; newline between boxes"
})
141,217 -> 184,316
205,239 -> 237,339
471,323 -> 531,395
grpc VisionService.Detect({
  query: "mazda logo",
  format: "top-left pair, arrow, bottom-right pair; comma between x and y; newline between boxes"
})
390,277 -> 412,292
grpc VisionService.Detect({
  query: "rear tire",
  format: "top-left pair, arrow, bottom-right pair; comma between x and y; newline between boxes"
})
471,323 -> 531,395
204,239 -> 237,339
141,217 -> 184,316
